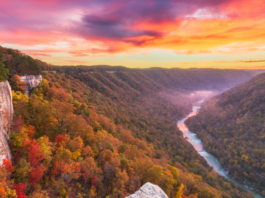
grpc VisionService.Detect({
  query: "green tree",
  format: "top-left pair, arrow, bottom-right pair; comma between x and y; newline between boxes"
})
0,52 -> 9,82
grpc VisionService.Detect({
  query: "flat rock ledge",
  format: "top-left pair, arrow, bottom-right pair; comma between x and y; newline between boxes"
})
126,182 -> 168,198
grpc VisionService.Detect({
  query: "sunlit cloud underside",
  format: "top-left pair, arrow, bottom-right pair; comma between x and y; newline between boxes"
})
1,0 -> 265,68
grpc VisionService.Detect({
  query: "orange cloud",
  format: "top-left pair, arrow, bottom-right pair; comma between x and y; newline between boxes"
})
237,60 -> 265,63
1,0 -> 265,68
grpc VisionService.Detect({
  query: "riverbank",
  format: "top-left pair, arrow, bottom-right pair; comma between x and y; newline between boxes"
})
177,100 -> 264,198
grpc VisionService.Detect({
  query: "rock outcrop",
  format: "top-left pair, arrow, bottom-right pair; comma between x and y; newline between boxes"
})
20,75 -> 42,95
0,81 -> 13,165
126,183 -> 168,198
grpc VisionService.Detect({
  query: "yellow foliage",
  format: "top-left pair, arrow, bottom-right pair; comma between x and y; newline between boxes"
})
5,187 -> 17,198
10,126 -> 29,148
167,165 -> 179,181
72,150 -> 81,160
90,186 -> 97,197
37,136 -> 52,157
148,143 -> 154,150
12,90 -> 28,105
14,158 -> 32,184
55,147 -> 72,163
175,184 -> 184,198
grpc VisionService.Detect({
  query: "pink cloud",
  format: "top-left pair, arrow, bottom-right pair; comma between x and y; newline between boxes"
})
1,0 -> 265,56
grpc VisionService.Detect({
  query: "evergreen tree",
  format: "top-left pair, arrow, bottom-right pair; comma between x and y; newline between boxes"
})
0,51 -> 9,82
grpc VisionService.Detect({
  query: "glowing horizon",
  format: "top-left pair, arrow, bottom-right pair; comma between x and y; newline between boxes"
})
1,0 -> 265,68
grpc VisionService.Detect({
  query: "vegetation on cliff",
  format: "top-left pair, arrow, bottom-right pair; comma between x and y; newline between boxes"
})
0,52 -> 9,82
0,46 -> 47,76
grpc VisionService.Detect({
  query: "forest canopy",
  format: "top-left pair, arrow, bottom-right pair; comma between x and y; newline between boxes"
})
0,47 -> 256,198
186,73 -> 265,194
0,51 -> 9,82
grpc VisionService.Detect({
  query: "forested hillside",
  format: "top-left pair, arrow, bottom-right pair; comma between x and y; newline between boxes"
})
0,47 -> 256,197
186,73 -> 265,194
0,46 -> 46,78
54,66 -> 253,92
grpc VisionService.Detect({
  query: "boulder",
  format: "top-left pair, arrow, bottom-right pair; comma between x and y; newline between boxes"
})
20,75 -> 42,95
126,182 -> 168,198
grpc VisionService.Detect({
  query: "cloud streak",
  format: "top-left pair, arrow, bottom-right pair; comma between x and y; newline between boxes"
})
238,60 -> 265,63
1,0 -> 265,67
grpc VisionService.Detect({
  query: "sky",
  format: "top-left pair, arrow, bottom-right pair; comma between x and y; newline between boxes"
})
1,0 -> 265,69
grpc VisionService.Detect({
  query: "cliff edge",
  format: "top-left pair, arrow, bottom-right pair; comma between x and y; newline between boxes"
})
0,81 -> 13,165
126,183 -> 168,198
20,75 -> 42,95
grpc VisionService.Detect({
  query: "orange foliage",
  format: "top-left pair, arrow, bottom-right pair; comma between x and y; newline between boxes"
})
54,134 -> 67,147
24,139 -> 44,167
2,159 -> 15,173
47,87 -> 69,102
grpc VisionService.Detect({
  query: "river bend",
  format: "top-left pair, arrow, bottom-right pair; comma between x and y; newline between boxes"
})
177,100 -> 264,198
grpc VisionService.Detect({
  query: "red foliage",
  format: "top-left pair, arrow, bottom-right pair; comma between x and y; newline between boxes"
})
14,116 -> 24,133
12,74 -> 20,80
15,183 -> 27,198
51,161 -> 69,178
9,75 -> 27,92
27,125 -> 35,139
13,149 -> 22,164
47,87 -> 70,102
28,165 -> 45,189
54,134 -> 67,147
24,140 -> 44,167
91,176 -> 97,188
2,159 -> 15,173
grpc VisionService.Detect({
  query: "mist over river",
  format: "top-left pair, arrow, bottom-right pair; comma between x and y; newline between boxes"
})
177,100 -> 264,198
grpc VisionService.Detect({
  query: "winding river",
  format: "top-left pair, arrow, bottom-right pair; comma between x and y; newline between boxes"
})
177,100 -> 264,198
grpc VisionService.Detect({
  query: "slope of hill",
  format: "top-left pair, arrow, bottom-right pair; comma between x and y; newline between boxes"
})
0,47 -> 256,197
0,46 -> 47,76
54,66 -> 253,92
1,71 -> 253,198
186,73 -> 265,194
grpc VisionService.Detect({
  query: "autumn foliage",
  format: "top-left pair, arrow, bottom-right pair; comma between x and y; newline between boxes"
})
0,71 -> 254,198
3,159 -> 15,174
15,183 -> 27,198
9,75 -> 27,92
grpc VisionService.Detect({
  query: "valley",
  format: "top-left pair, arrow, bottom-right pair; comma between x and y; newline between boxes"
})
186,73 -> 265,196
1,0 -> 265,197
178,100 -> 264,198
0,46 -> 262,198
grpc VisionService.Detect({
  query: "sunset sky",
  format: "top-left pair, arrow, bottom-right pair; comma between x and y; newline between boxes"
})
1,0 -> 265,68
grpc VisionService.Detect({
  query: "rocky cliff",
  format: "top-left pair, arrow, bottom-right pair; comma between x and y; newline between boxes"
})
126,183 -> 168,198
20,75 -> 42,95
0,81 -> 13,165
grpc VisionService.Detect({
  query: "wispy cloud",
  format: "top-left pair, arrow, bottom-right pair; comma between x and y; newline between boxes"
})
237,60 -> 265,63
1,0 -> 265,67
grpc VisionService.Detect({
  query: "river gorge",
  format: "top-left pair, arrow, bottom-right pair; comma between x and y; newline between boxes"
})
177,100 -> 264,198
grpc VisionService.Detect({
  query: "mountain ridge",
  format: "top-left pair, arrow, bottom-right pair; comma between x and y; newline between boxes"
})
186,72 -> 265,194
0,46 -> 257,198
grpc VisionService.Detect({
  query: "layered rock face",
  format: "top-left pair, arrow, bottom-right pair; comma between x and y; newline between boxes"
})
126,183 -> 168,198
0,81 -> 13,165
20,75 -> 42,95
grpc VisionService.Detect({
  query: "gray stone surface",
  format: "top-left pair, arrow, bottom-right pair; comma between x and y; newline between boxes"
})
0,81 -> 13,165
126,182 -> 169,198
20,75 -> 42,95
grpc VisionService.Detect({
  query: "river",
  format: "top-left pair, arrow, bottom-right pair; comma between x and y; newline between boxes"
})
177,100 -> 264,198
